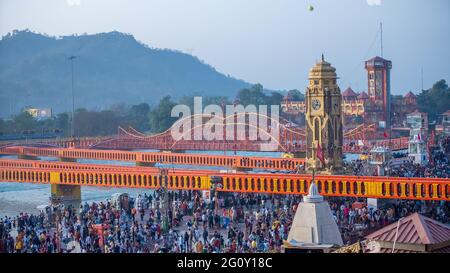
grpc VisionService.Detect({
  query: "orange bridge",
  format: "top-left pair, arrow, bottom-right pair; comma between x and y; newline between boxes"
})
0,158 -> 449,201
0,146 -> 305,171
0,117 -> 409,153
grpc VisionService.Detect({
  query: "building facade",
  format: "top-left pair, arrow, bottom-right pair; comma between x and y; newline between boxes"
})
305,55 -> 343,174
281,56 -> 417,129
24,107 -> 53,120
365,56 -> 392,126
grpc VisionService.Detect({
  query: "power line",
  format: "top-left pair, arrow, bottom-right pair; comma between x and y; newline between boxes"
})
68,55 -> 77,138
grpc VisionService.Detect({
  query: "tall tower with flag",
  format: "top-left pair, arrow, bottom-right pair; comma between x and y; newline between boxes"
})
305,55 -> 343,174
365,56 -> 392,127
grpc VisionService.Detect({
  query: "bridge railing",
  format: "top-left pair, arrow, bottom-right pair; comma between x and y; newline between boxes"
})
0,146 -> 305,171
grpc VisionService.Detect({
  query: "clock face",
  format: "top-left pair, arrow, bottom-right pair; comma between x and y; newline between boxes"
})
312,99 -> 321,110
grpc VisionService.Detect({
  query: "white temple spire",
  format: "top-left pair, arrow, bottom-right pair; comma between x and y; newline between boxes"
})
304,181 -> 324,203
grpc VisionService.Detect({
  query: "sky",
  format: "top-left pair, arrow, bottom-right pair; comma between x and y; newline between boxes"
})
0,0 -> 449,95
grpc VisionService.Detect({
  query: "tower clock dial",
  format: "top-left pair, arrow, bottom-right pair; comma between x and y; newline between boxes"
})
312,99 -> 321,110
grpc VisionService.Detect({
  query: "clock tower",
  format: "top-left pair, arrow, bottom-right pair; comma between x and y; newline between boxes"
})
305,55 -> 343,174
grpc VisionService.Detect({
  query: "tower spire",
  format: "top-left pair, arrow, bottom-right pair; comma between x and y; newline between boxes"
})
321,53 -> 324,62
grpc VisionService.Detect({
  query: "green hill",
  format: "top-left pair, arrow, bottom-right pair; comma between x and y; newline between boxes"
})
0,30 -> 253,117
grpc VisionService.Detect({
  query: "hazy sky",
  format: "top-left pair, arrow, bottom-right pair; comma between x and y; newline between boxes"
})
1,0 -> 449,94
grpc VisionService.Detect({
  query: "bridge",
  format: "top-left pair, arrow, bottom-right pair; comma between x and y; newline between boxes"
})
0,158 -> 448,201
0,123 -> 409,153
0,115 -> 425,208
0,146 -> 305,171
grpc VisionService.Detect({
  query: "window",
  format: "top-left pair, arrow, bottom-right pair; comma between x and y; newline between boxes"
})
314,119 -> 320,141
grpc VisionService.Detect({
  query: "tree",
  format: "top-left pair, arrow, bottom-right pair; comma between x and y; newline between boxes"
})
148,96 -> 178,133
417,79 -> 450,121
127,103 -> 151,132
235,84 -> 267,106
178,95 -> 231,112
56,113 -> 69,133
13,111 -> 37,132
110,103 -> 130,117
73,108 -> 119,136
267,92 -> 284,106
287,89 -> 305,101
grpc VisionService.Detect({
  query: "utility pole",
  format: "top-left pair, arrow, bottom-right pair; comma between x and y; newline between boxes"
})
68,56 -> 77,138
380,22 -> 383,57
159,167 -> 170,233
221,99 -> 227,156
387,112 -> 395,177
210,176 -> 223,215
421,67 -> 424,91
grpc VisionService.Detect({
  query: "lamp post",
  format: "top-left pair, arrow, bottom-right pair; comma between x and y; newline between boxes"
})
221,99 -> 226,156
210,176 -> 223,215
159,167 -> 170,233
68,55 -> 77,138
387,112 -> 395,177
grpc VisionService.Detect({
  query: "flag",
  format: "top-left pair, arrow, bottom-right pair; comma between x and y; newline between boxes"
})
417,133 -> 421,141
316,142 -> 325,165
383,131 -> 388,138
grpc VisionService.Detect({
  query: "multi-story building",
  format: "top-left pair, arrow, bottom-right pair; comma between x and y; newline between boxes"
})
24,107 -> 53,120
365,56 -> 392,126
281,56 -> 417,129
441,110 -> 450,137
391,91 -> 418,126
281,98 -> 306,115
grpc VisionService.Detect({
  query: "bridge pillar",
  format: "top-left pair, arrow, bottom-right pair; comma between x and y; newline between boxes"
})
52,157 -> 81,211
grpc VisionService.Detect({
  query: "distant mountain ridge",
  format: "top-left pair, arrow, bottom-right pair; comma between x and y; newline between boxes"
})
0,30 -> 256,117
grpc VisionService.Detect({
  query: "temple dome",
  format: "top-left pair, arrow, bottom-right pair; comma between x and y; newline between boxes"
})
308,54 -> 338,80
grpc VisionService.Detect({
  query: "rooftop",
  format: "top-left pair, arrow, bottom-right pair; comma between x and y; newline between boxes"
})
342,87 -> 358,98
404,91 -> 417,99
364,213 -> 450,253
357,91 -> 369,100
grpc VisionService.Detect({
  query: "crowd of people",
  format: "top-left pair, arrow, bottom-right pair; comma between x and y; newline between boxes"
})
343,136 -> 450,178
0,188 -> 448,253
0,137 -> 449,253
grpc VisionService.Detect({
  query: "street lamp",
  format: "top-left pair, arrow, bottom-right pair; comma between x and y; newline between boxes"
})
210,176 -> 223,215
387,112 -> 396,177
68,55 -> 77,138
158,167 -> 170,233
